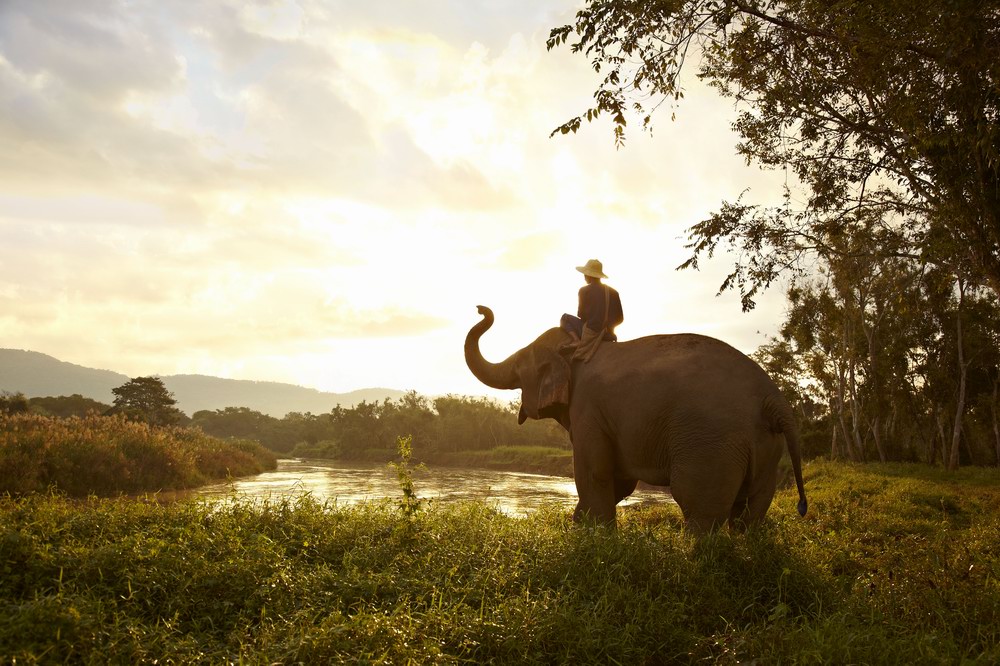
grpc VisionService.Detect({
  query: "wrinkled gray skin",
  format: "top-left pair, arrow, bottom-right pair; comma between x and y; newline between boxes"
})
465,306 -> 807,533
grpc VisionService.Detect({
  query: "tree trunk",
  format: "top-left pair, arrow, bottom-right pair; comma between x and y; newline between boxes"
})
947,279 -> 968,472
906,381 -> 933,462
992,372 -> 1000,467
961,415 -> 976,466
871,414 -> 886,462
836,317 -> 864,462
835,359 -> 855,461
848,355 -> 866,462
888,402 -> 901,459
830,415 -> 840,459
863,319 -> 887,462
932,408 -> 945,466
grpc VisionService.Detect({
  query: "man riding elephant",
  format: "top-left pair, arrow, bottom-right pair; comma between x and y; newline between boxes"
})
560,258 -> 624,363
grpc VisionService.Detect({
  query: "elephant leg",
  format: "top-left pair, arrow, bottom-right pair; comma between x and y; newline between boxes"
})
670,459 -> 745,535
732,435 -> 783,530
571,430 -> 617,525
728,465 -> 778,531
743,467 -> 778,526
728,496 -> 751,532
683,514 -> 722,536
614,477 -> 638,504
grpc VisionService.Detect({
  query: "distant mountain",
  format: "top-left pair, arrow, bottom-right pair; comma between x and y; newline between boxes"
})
0,349 -> 406,418
0,349 -> 127,402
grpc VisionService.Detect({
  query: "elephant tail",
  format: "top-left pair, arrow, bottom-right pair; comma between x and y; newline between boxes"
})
764,395 -> 808,517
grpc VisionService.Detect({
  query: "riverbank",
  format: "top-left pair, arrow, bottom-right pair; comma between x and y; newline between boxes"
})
419,445 -> 574,477
294,444 -> 575,478
2,460 -> 998,662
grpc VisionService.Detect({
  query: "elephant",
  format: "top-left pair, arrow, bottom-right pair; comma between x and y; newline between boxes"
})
464,306 -> 807,533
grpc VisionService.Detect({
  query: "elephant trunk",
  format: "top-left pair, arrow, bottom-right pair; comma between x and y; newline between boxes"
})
465,306 -> 520,390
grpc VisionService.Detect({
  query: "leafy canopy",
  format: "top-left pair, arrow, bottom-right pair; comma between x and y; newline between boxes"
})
548,0 -> 1000,308
111,376 -> 184,427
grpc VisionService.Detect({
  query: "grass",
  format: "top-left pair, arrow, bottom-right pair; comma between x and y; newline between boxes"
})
0,460 -> 998,663
0,413 -> 277,496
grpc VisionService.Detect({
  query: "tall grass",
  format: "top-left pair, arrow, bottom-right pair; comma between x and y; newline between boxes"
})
0,460 -> 998,663
0,413 -> 277,496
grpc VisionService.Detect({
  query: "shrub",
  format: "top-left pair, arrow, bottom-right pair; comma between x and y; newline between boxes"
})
290,439 -> 341,458
0,413 -> 277,496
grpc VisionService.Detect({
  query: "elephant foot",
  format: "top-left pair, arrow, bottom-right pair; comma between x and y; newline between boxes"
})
573,502 -> 617,527
683,513 -> 728,535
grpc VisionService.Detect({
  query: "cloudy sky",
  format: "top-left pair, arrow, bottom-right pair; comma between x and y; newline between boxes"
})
0,0 -> 789,398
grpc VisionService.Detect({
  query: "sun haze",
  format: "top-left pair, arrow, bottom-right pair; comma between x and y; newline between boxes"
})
0,0 -> 786,399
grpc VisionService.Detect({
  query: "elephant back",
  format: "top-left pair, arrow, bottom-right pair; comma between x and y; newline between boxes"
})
598,333 -> 774,386
582,333 -> 784,423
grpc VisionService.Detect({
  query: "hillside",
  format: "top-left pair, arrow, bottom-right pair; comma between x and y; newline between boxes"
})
0,349 -> 405,417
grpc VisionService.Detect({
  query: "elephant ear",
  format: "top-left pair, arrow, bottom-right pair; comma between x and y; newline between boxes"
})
519,352 -> 571,424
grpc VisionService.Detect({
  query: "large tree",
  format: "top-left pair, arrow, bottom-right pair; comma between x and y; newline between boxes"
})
111,376 -> 184,427
548,0 -> 1000,307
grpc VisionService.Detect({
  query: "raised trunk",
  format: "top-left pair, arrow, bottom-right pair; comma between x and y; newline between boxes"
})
464,306 -> 520,390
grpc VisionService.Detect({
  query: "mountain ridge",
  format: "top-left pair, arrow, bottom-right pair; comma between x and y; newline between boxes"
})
0,348 -> 407,418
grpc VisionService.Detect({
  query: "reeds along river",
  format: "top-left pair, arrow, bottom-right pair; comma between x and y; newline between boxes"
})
194,458 -> 674,515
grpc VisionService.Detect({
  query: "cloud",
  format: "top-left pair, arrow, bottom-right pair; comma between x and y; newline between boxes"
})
493,232 -> 564,271
0,0 -> 792,395
0,0 -> 521,220
0,0 -> 181,99
0,55 -> 230,196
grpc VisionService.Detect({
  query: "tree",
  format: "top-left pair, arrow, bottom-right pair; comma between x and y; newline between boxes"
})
754,248 -> 1000,466
548,0 -> 1000,307
0,391 -> 29,416
28,394 -> 112,418
111,376 -> 185,426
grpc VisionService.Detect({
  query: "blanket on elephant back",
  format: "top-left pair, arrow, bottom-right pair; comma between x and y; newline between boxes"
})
571,324 -> 605,363
571,283 -> 611,363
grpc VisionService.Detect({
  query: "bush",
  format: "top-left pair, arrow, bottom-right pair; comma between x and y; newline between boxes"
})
0,413 -> 277,496
28,394 -> 112,418
291,439 -> 341,458
0,391 -> 29,416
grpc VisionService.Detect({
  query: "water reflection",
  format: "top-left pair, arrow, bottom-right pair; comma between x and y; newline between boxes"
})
196,459 -> 674,516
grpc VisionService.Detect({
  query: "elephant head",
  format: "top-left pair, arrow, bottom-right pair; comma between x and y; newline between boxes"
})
465,306 -> 573,427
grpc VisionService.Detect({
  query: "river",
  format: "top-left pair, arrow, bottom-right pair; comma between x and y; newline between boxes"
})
195,458 -> 674,516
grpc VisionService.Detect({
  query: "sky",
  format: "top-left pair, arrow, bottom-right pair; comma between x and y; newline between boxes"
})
0,0 -> 791,399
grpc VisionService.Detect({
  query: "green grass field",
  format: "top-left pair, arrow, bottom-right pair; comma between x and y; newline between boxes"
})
1,460 -> 998,663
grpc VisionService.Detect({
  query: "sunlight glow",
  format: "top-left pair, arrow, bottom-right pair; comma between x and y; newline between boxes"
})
0,0 -> 788,396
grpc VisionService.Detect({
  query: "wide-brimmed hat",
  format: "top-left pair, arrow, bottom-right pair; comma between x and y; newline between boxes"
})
575,258 -> 608,279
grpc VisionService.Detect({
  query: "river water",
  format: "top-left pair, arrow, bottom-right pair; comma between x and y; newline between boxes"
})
195,459 -> 674,516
